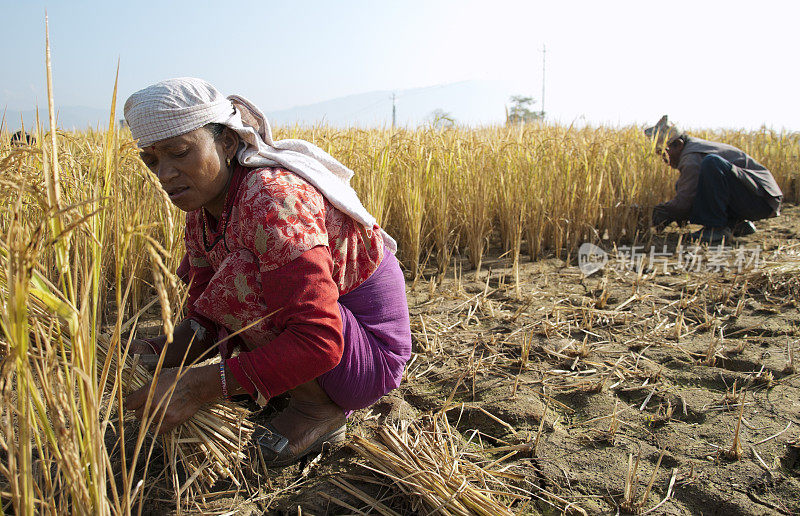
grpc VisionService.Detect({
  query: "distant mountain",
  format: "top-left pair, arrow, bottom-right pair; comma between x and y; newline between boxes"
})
2,106 -> 110,132
266,80 -> 516,128
2,80 -> 521,131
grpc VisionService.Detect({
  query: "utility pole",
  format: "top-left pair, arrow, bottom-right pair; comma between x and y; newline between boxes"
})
391,93 -> 397,128
541,45 -> 546,119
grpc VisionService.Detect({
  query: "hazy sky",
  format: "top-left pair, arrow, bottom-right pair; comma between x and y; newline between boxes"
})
2,0 -> 799,130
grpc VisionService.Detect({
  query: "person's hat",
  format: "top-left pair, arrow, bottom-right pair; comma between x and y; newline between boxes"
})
644,115 -> 681,150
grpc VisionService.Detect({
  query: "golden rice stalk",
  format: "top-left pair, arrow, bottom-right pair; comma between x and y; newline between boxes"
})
743,246 -> 800,302
96,333 -> 255,494
0,250 -> 254,497
349,413 -> 522,515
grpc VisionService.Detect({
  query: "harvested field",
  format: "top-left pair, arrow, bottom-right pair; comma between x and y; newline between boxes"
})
3,14 -> 800,516
2,75 -> 799,511
235,206 -> 800,515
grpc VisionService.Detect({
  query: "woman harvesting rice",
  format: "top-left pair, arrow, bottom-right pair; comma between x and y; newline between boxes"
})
123,78 -> 411,466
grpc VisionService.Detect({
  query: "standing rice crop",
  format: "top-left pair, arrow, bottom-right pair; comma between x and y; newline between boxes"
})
1,57 -> 798,513
0,26 -> 252,514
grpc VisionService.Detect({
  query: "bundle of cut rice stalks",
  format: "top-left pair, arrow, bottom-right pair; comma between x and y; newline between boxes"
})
96,334 -> 255,495
744,244 -> 800,302
349,412 -> 527,515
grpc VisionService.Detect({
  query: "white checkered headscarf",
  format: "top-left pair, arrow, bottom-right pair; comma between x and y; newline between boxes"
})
124,78 -> 396,253
124,78 -> 236,148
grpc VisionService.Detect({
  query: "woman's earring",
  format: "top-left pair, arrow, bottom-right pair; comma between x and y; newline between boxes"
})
226,157 -> 231,168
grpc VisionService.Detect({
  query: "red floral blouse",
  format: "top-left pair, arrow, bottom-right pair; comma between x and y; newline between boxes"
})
178,165 -> 384,402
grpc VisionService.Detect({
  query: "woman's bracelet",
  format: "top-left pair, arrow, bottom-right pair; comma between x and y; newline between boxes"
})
219,361 -> 229,400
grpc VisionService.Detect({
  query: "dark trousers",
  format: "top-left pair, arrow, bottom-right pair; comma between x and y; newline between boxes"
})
689,154 -> 773,228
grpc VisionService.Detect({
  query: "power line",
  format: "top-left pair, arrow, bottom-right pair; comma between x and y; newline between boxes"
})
343,96 -> 391,118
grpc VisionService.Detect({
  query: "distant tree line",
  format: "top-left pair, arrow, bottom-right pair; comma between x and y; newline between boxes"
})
426,94 -> 545,129
507,95 -> 543,124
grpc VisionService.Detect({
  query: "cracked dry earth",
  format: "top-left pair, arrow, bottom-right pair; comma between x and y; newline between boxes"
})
191,206 -> 800,515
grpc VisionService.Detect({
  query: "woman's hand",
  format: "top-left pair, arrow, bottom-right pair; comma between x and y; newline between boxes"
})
651,206 -> 674,231
127,338 -> 156,355
128,319 -> 218,371
125,338 -> 160,371
125,366 -> 210,435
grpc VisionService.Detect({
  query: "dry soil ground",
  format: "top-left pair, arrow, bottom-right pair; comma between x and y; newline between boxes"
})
145,206 -> 800,515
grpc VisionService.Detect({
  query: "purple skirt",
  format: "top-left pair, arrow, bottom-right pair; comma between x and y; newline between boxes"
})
317,249 -> 412,411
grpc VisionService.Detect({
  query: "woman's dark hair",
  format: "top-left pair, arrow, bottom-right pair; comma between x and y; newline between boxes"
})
204,123 -> 239,167
10,130 -> 35,146
204,122 -> 227,141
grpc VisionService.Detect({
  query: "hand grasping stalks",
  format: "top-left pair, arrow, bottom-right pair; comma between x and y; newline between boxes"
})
98,334 -> 254,493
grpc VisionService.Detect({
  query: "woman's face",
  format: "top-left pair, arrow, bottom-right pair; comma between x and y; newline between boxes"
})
139,127 -> 236,217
